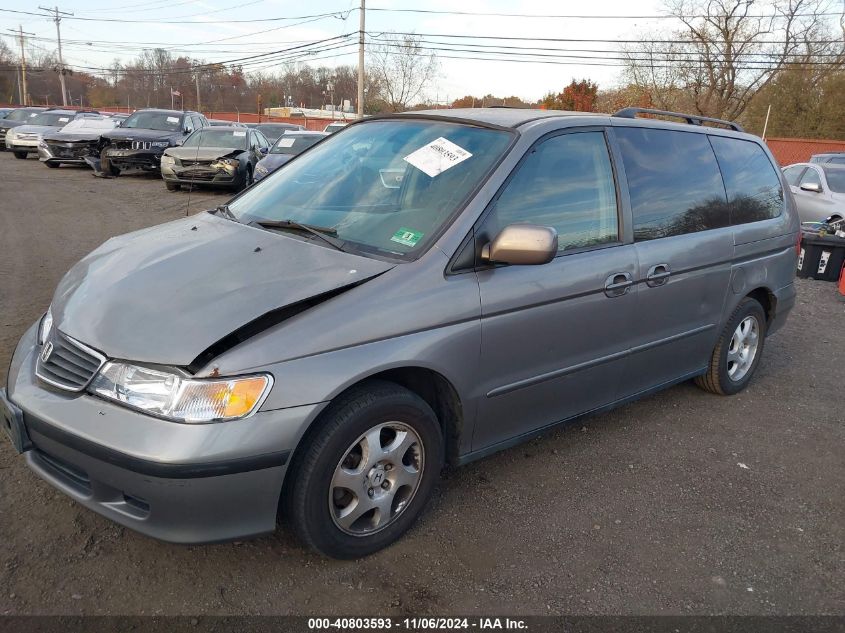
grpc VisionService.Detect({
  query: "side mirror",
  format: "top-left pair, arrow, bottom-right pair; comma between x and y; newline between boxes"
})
259,146 -> 269,155
481,224 -> 558,266
800,182 -> 822,193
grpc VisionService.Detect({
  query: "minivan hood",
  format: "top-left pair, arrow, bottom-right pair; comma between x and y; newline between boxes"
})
51,213 -> 394,366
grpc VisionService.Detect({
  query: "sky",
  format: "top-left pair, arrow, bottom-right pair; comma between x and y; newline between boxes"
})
1,0 -> 677,104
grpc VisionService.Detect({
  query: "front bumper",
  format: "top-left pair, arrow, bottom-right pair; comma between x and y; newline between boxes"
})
6,139 -> 39,153
38,141 -> 96,164
102,147 -> 165,170
162,163 -> 242,188
5,324 -> 326,543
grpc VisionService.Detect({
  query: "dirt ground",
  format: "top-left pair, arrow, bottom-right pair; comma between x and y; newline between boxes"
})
0,155 -> 843,616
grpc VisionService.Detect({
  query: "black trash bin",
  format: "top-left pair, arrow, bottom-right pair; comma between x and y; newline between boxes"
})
797,232 -> 845,281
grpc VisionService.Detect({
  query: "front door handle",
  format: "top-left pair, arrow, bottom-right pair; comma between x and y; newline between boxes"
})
604,272 -> 633,298
646,263 -> 671,287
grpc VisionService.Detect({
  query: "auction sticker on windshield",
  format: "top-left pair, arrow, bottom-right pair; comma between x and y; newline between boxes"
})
404,137 -> 472,178
390,227 -> 424,248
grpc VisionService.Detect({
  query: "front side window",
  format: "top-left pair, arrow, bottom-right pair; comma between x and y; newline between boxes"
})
229,119 -> 513,260
482,131 -> 618,252
799,167 -> 822,188
783,165 -> 806,186
710,136 -> 783,224
121,111 -> 183,132
616,127 -> 728,241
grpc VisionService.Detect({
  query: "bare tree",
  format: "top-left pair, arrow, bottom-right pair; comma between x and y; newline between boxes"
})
623,0 -> 845,120
369,34 -> 438,112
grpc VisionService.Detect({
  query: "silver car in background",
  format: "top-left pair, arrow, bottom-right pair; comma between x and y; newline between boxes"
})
2,108 -> 798,559
782,162 -> 845,223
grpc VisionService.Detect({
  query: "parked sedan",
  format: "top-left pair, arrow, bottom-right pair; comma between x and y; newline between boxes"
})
161,126 -> 270,191
38,116 -> 120,167
0,107 -> 47,150
782,162 -> 845,223
209,119 -> 247,128
253,122 -> 305,143
809,152 -> 845,166
6,109 -> 100,159
254,131 -> 328,181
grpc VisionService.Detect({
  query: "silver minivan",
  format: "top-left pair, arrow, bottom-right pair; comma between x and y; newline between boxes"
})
2,108 -> 799,558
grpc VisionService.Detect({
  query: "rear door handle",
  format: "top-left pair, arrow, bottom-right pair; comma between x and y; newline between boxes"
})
646,264 -> 671,287
604,272 -> 633,298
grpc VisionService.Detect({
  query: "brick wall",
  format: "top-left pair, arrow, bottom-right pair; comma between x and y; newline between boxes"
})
765,137 -> 845,166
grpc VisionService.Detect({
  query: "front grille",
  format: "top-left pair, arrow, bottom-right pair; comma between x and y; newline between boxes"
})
47,142 -> 94,158
35,332 -> 106,392
179,159 -> 211,167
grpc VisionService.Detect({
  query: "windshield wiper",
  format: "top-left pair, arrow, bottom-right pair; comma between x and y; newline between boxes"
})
251,219 -> 346,252
210,204 -> 238,222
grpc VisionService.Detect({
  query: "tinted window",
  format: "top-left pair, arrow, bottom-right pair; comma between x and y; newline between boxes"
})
799,167 -> 822,188
616,127 -> 727,240
710,136 -> 783,224
823,166 -> 845,193
783,165 -> 805,186
483,131 -> 618,252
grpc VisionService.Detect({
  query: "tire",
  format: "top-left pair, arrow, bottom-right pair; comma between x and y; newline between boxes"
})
165,181 -> 180,192
44,161 -> 59,168
695,297 -> 767,395
100,149 -> 120,177
13,151 -> 27,159
284,380 -> 444,559
241,165 -> 253,191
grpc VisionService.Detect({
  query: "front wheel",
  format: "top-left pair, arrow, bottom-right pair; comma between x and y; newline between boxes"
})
13,151 -> 27,159
695,297 -> 767,395
284,380 -> 443,559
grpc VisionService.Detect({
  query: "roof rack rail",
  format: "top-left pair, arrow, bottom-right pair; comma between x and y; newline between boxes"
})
613,107 -> 744,132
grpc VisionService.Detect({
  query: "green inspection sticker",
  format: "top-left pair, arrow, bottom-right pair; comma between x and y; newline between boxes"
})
390,227 -> 424,248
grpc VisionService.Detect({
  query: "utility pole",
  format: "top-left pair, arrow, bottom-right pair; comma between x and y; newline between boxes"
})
40,5 -> 73,106
195,72 -> 201,112
357,0 -> 365,119
8,26 -> 33,105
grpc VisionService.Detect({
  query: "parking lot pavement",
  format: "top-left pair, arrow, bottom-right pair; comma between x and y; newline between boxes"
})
1,154 -> 843,616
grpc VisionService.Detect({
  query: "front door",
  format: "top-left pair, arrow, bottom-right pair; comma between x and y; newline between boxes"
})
472,129 -> 638,451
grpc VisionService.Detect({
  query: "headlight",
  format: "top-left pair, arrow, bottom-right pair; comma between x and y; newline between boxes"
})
6,130 -> 17,141
38,140 -> 48,149
255,164 -> 269,175
160,154 -> 175,165
38,309 -> 53,345
212,157 -> 239,169
90,362 -> 272,423
150,141 -> 169,148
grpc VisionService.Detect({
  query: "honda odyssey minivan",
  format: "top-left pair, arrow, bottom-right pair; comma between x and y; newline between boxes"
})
1,108 -> 798,558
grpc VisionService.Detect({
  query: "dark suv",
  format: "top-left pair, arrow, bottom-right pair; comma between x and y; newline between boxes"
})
99,109 -> 208,176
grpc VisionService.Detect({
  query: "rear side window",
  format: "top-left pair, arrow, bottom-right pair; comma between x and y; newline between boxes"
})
484,131 -> 619,252
710,136 -> 783,224
615,127 -> 727,241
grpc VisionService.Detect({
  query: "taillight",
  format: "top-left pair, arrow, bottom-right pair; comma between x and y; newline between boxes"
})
796,231 -> 802,255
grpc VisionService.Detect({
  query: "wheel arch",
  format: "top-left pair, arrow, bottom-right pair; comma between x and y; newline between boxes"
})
745,286 -> 776,327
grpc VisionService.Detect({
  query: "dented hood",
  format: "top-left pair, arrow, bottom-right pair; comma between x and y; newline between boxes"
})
51,212 -> 394,366
165,147 -> 244,161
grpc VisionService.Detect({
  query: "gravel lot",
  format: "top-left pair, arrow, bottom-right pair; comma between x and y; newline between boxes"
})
0,155 -> 843,616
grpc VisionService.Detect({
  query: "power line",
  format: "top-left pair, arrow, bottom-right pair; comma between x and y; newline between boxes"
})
0,7 -> 354,24
367,6 -> 845,19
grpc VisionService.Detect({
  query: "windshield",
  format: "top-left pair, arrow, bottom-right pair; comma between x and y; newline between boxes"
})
121,111 -> 182,131
270,134 -> 323,155
5,109 -> 41,122
29,112 -> 74,126
823,166 -> 845,193
182,128 -> 248,149
229,119 -> 513,259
